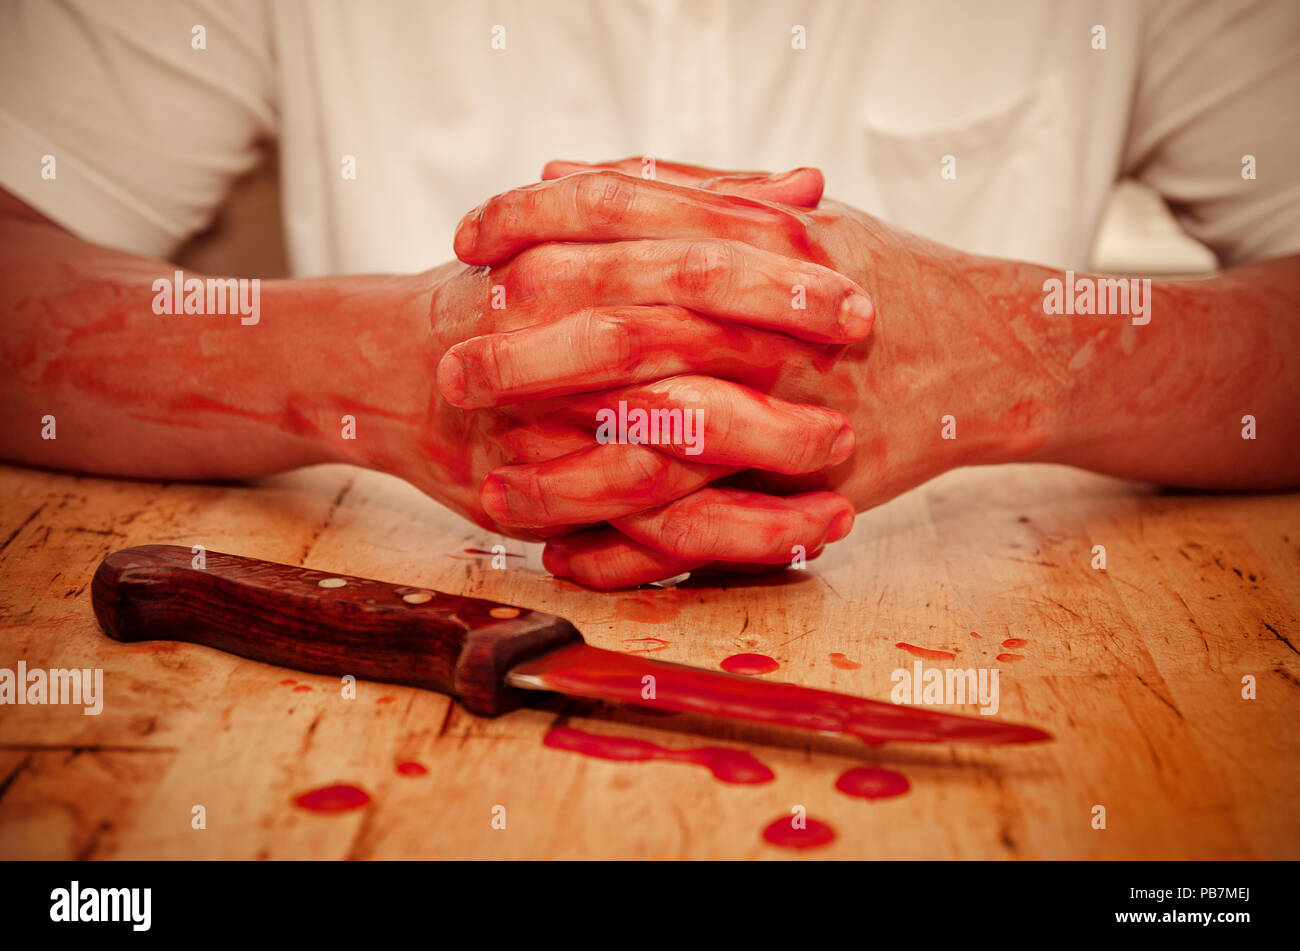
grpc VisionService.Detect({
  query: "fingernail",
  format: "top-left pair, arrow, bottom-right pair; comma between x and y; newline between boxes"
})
827,509 -> 855,542
829,425 -> 855,465
479,474 -> 511,522
437,351 -> 467,405
454,205 -> 483,259
542,544 -> 571,578
838,292 -> 873,338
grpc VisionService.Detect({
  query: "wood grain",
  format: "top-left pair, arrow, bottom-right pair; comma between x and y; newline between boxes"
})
0,461 -> 1296,859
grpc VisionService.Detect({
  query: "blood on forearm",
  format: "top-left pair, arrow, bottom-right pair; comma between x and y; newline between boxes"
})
0,206 -> 433,481
965,252 -> 1300,489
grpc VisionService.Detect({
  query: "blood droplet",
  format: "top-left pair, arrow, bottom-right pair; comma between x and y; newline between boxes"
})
293,684 -> 312,692
396,761 -> 428,776
1002,638 -> 1028,648
279,679 -> 297,686
835,766 -> 910,799
997,653 -> 1025,662
376,695 -> 397,704
543,726 -> 773,784
828,652 -> 861,670
762,815 -> 835,849
895,642 -> 956,660
720,653 -> 779,675
294,784 -> 371,812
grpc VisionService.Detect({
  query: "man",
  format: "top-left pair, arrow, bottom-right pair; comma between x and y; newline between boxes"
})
1,0 -> 1297,588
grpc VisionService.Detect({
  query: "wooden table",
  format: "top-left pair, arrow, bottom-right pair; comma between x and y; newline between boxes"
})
0,460 -> 1296,859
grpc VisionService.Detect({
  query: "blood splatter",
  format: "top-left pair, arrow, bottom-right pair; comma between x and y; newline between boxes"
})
970,632 -> 981,638
762,815 -> 836,849
293,684 -> 312,692
294,784 -> 371,812
721,653 -> 780,675
623,636 -> 671,654
828,653 -> 861,670
1002,638 -> 1028,648
835,767 -> 910,800
997,653 -> 1025,662
279,679 -> 297,686
895,642 -> 956,660
543,726 -> 773,784
396,761 -> 428,776
376,696 -> 397,705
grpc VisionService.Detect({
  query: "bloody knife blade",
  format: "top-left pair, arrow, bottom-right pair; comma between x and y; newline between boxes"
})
92,545 -> 1050,745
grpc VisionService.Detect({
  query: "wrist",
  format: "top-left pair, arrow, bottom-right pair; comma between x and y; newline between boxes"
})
266,270 -> 441,472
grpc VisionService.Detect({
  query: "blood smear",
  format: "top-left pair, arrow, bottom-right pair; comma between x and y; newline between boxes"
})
895,642 -> 956,660
623,636 -> 671,654
518,644 -> 1052,745
396,761 -> 428,776
828,652 -> 861,670
293,684 -> 312,692
762,816 -> 836,850
376,696 -> 397,704
1002,638 -> 1028,648
544,726 -> 773,784
997,653 -> 1025,662
835,766 -> 910,800
279,679 -> 297,686
720,653 -> 780,675
294,784 -> 371,812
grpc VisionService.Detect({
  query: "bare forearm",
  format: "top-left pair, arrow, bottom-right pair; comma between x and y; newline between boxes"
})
962,253 -> 1300,488
0,208 -> 434,481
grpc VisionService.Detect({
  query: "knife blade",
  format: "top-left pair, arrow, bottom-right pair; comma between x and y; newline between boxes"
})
92,545 -> 1050,745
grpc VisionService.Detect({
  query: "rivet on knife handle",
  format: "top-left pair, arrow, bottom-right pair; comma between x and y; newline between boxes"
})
91,545 -> 583,716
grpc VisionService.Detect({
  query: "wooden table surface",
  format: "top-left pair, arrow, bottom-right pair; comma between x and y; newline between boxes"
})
0,460 -> 1296,859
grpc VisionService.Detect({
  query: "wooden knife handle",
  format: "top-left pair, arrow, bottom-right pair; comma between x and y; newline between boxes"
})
92,545 -> 583,716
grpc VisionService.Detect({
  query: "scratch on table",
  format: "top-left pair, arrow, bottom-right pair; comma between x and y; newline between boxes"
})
1134,673 -> 1185,720
298,475 -> 355,565
0,754 -> 33,802
0,502 -> 46,555
1262,621 -> 1298,657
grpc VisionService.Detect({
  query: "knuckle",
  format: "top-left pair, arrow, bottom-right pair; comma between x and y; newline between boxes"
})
783,415 -> 837,473
506,244 -> 563,300
673,241 -> 740,301
656,499 -> 720,560
477,333 -> 515,393
618,447 -> 672,502
577,308 -> 637,375
571,170 -> 635,228
506,466 -> 555,526
666,375 -> 731,440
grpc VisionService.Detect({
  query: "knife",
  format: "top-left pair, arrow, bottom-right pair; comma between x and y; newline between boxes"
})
92,545 -> 1050,745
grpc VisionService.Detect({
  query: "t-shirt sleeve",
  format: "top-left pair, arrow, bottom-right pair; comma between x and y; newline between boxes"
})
1123,0 -> 1300,267
0,0 -> 276,259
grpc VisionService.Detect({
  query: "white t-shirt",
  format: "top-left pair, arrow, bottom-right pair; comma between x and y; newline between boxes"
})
2,0 -> 1297,276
